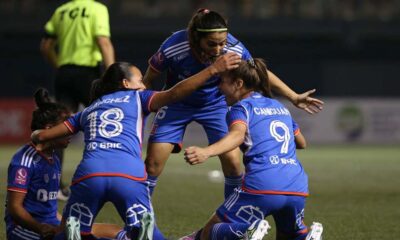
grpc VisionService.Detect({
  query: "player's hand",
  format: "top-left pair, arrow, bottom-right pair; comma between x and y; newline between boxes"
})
292,89 -> 324,114
184,146 -> 210,165
210,52 -> 241,74
39,223 -> 57,240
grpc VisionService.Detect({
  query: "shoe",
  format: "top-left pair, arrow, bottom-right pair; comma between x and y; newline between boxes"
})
57,187 -> 71,201
305,222 -> 323,240
178,231 -> 198,240
243,219 -> 270,240
138,212 -> 154,240
66,216 -> 81,240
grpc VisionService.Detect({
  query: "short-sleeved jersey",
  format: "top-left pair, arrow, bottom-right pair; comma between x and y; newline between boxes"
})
64,90 -> 156,184
44,0 -> 111,67
5,144 -> 61,226
149,29 -> 252,107
227,92 -> 308,196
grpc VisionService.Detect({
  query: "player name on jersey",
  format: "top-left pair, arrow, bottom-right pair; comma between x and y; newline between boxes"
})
86,95 -> 131,112
253,107 -> 290,116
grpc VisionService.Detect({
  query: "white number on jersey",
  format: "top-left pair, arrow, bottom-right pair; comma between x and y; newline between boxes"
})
156,106 -> 168,119
87,108 -> 124,139
269,120 -> 290,154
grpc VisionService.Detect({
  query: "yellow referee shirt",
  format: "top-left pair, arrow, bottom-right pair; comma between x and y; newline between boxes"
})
44,0 -> 110,67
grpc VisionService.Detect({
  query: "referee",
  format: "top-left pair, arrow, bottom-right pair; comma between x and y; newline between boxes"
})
40,0 -> 115,200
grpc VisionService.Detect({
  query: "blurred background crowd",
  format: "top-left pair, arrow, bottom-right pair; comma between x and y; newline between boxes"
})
2,0 -> 400,21
0,0 -> 399,144
1,0 -> 399,97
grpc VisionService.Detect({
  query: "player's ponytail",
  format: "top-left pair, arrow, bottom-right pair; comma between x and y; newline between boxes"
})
226,58 -> 272,98
253,58 -> 273,98
31,88 -> 69,131
90,62 -> 133,102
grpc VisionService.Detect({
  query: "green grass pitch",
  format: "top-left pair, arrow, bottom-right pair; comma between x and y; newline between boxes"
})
1,144 -> 399,239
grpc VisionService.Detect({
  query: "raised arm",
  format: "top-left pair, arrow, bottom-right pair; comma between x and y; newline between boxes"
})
40,38 -> 58,69
185,123 -> 246,165
96,36 -> 115,68
143,66 -> 161,89
268,70 -> 324,114
148,52 -> 241,111
31,123 -> 72,148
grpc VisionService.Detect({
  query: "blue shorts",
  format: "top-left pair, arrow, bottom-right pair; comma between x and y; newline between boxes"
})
216,189 -> 308,236
62,177 -> 152,234
7,223 -> 59,240
149,103 -> 228,153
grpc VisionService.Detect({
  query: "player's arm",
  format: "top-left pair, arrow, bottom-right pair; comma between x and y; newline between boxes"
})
40,37 -> 58,69
185,123 -> 246,165
268,70 -> 324,114
7,191 -> 58,238
143,66 -> 161,89
295,131 -> 307,149
96,36 -> 115,68
31,123 -> 72,148
148,52 -> 240,111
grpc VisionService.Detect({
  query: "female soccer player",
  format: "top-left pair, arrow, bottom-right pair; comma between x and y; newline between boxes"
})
5,88 -> 70,240
31,54 -> 240,240
144,8 -> 323,199
183,58 -> 323,240
5,88 -> 123,240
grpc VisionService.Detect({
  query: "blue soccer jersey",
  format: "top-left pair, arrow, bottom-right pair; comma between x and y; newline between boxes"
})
149,29 -> 251,107
5,144 -> 61,233
226,92 -> 309,196
64,90 -> 156,184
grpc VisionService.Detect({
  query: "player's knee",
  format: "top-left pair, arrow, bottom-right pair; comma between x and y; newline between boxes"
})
218,154 -> 242,176
145,158 -> 163,176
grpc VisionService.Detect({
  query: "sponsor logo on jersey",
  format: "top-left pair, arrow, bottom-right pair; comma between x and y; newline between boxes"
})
86,141 -> 122,151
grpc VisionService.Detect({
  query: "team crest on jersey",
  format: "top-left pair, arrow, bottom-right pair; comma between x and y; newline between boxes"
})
15,168 -> 27,185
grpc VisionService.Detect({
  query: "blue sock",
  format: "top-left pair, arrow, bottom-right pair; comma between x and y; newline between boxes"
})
115,230 -> 127,240
210,222 -> 249,240
153,225 -> 165,240
224,174 -> 243,198
147,175 -> 158,196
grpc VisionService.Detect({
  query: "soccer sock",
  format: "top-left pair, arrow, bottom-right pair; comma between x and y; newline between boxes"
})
115,230 -> 127,240
224,174 -> 243,198
147,175 -> 158,196
210,222 -> 249,240
153,225 -> 165,240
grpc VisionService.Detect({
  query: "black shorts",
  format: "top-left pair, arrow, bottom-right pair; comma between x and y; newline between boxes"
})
55,64 -> 101,112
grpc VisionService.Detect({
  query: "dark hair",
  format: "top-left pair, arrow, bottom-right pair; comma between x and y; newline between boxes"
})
90,62 -> 134,103
187,9 -> 228,54
31,88 -> 69,131
227,58 -> 273,98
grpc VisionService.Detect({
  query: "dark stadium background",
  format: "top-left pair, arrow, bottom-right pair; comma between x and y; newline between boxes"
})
1,2 -> 400,239
0,0 -> 399,97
